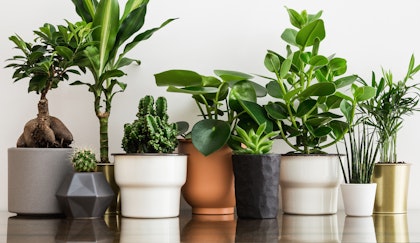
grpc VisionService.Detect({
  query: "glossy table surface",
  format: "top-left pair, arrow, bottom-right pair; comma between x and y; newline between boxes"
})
1,210 -> 420,242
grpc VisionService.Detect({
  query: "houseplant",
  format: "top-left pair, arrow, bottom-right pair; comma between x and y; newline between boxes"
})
231,122 -> 281,219
155,69 -> 269,214
70,0 -> 176,163
56,148 -> 115,218
6,21 -> 92,215
113,95 -> 187,218
338,120 -> 379,216
359,55 -> 420,213
260,7 -> 376,214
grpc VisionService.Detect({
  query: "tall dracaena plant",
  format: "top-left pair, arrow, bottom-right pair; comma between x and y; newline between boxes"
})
70,0 -> 175,163
359,55 -> 420,163
262,7 -> 375,154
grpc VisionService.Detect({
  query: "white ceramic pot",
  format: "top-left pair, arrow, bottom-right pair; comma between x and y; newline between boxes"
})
341,183 -> 377,217
114,154 -> 187,218
279,154 -> 341,215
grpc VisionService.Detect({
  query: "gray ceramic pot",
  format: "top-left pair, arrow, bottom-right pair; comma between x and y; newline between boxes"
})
8,147 -> 73,215
232,153 -> 281,219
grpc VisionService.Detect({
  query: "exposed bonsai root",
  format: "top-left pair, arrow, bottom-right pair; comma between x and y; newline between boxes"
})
16,99 -> 73,148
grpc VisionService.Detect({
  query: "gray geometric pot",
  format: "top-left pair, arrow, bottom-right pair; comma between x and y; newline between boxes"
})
8,147 -> 73,215
232,153 -> 281,219
56,172 -> 115,218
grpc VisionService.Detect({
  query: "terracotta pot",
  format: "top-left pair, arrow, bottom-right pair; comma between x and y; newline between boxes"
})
178,139 -> 235,215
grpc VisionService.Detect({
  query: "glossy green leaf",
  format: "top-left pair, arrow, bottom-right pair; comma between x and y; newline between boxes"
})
296,19 -> 325,47
55,46 -> 74,61
191,119 -> 231,156
280,57 -> 292,79
155,70 -> 202,87
354,86 -> 376,102
340,100 -> 353,122
286,7 -> 304,29
334,75 -> 357,88
309,55 -> 328,67
296,99 -> 317,117
236,100 -> 273,132
264,52 -> 281,73
229,80 -> 257,112
166,86 -> 218,95
281,28 -> 298,46
265,102 -> 288,120
266,81 -> 283,98
300,83 -> 335,98
214,70 -> 253,82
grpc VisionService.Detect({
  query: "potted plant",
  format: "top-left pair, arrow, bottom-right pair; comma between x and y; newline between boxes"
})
231,122 -> 280,219
113,95 -> 187,218
6,21 -> 92,215
70,0 -> 176,163
155,69 -> 269,214
259,7 -> 376,214
56,148 -> 115,218
338,120 -> 379,216
359,55 -> 420,213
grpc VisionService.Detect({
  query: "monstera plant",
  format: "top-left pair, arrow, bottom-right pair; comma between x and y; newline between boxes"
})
155,69 -> 270,156
70,0 -> 175,162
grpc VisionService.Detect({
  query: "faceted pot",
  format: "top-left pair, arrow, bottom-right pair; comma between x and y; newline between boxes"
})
56,172 -> 115,218
232,153 -> 280,219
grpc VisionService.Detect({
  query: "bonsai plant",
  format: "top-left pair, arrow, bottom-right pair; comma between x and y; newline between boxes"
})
113,95 -> 187,218
70,0 -> 176,163
230,122 -> 281,219
258,7 -> 376,214
338,120 -> 379,216
56,148 -> 115,218
358,55 -> 420,213
6,21 -> 93,215
155,69 -> 269,214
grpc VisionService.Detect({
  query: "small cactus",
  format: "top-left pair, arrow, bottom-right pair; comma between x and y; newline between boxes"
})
71,148 -> 97,172
122,95 -> 178,153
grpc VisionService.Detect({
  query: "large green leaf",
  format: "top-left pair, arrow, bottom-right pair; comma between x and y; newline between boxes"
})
236,100 -> 273,132
354,86 -> 376,102
300,82 -> 335,98
155,70 -> 202,87
265,102 -> 288,120
72,0 -> 98,22
214,70 -> 253,82
281,28 -> 298,47
166,86 -> 218,95
264,52 -> 281,73
191,119 -> 231,156
92,0 -> 119,73
229,80 -> 257,112
296,99 -> 317,117
296,19 -> 325,48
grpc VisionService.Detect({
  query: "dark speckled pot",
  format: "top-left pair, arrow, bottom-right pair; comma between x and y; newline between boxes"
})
232,154 -> 281,219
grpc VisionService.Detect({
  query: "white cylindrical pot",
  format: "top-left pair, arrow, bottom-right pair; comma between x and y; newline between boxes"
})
114,154 -> 187,218
280,154 -> 341,215
341,183 -> 377,217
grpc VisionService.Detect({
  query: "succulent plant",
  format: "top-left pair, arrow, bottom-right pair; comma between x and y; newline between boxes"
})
71,148 -> 97,172
122,95 -> 178,153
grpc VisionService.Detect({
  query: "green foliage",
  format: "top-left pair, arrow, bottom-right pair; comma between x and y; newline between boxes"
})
70,0 -> 175,162
262,7 -> 375,154
338,121 -> 379,184
231,123 -> 280,155
122,95 -> 178,153
71,148 -> 97,172
155,69 -> 270,156
6,21 -> 92,99
359,55 -> 420,162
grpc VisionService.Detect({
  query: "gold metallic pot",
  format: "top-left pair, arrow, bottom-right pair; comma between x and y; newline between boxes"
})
372,163 -> 410,214
96,163 -> 121,215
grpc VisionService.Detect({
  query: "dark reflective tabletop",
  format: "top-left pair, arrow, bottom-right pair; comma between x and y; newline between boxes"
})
1,210 -> 420,242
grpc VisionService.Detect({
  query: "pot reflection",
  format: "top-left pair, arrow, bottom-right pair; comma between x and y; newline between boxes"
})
181,214 -> 236,243
235,218 -> 279,242
342,216 -> 376,243
280,214 -> 339,243
120,217 -> 180,243
374,213 -> 409,243
7,216 -> 61,243
55,218 -> 115,242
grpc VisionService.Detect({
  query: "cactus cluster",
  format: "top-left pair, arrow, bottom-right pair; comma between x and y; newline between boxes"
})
71,148 -> 97,172
122,95 -> 178,153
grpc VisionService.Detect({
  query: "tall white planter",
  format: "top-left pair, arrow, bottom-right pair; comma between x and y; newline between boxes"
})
113,154 -> 187,218
341,183 -> 377,216
280,154 -> 341,215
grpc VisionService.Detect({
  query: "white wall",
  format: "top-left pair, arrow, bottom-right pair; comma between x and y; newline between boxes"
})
1,0 -> 420,212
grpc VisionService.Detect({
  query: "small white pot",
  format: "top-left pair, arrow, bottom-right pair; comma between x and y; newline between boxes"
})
114,154 -> 187,218
341,183 -> 377,217
280,154 -> 341,215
